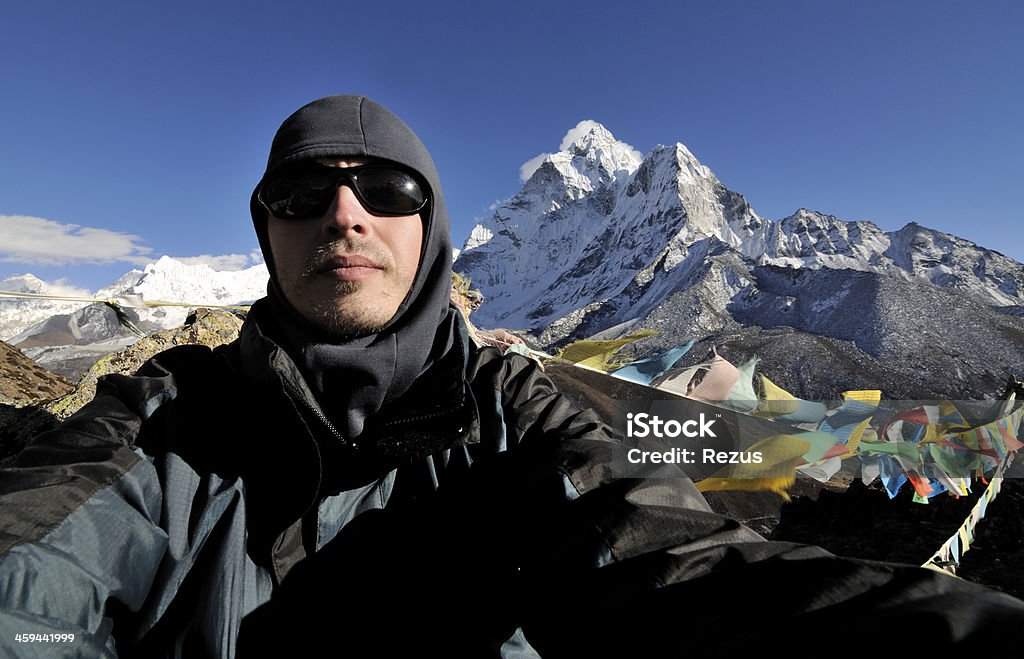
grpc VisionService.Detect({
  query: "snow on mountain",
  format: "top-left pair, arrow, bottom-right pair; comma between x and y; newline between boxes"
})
756,211 -> 1024,306
452,120 -> 1024,399
0,275 -> 92,341
2,256 -> 269,379
93,255 -> 269,330
455,122 -> 1024,336
456,131 -> 764,330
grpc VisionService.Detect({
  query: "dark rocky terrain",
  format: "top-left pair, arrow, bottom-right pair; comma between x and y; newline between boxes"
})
771,473 -> 1024,600
0,339 -> 73,406
542,250 -> 1024,401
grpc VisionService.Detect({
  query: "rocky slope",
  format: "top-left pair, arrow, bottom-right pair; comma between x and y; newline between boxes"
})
0,339 -> 73,407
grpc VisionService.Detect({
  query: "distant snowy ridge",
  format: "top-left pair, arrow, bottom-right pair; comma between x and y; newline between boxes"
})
0,275 -> 92,341
1,257 -> 269,379
93,255 -> 269,331
455,122 -> 1024,332
1,256 -> 268,342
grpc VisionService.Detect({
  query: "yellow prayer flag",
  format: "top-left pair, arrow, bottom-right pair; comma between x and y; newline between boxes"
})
754,374 -> 800,418
695,434 -> 812,500
557,331 -> 659,371
841,390 -> 882,404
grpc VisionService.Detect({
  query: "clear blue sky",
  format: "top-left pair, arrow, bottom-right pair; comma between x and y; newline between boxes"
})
1,0 -> 1021,292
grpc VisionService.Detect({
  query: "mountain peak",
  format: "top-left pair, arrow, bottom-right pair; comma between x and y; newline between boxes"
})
791,208 -> 830,219
457,118 -> 1024,342
563,121 -> 617,154
0,273 -> 47,294
518,121 -> 644,185
147,255 -> 208,273
557,120 -> 643,174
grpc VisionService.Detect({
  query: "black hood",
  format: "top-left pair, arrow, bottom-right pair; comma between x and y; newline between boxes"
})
250,95 -> 453,334
248,95 -> 461,441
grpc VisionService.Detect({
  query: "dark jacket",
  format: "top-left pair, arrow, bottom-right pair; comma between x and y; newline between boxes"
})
0,309 -> 626,656
3,311 -> 1024,658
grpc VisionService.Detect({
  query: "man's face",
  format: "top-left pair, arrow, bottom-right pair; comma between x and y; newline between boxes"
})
267,158 -> 424,336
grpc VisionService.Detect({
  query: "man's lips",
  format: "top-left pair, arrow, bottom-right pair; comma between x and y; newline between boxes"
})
314,255 -> 384,281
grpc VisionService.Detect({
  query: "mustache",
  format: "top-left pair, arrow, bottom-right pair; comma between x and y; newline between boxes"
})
301,239 -> 392,278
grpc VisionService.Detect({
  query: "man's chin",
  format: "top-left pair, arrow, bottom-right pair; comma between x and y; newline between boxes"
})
322,320 -> 389,339
303,302 -> 396,339
285,279 -> 404,338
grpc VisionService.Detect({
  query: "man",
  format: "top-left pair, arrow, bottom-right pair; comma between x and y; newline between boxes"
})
2,96 -> 1023,658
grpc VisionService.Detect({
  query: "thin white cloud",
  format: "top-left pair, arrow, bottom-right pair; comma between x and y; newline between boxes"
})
172,253 -> 259,271
519,153 -> 550,183
0,215 -> 152,266
40,278 -> 93,298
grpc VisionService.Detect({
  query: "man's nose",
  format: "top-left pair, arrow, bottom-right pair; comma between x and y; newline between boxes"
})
321,184 -> 369,238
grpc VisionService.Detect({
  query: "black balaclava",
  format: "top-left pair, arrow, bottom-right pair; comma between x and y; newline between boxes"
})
249,95 -> 460,440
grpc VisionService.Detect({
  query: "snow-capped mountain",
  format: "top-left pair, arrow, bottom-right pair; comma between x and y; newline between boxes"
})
457,123 -> 1024,332
455,123 -> 1024,399
0,275 -> 92,341
1,256 -> 268,378
92,255 -> 269,331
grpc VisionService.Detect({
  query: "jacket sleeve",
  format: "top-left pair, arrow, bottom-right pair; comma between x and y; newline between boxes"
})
0,373 -> 171,657
483,352 -> 1024,654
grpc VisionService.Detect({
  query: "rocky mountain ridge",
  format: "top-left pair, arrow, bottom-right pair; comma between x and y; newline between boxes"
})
457,124 -> 1023,328
455,123 -> 1024,399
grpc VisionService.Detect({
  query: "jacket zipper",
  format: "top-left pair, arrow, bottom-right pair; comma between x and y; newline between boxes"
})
282,380 -> 353,450
379,396 -> 466,429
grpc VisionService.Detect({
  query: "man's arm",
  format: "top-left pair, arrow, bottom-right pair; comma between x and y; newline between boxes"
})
0,375 -> 170,656
237,349 -> 1024,655
483,351 -> 1024,653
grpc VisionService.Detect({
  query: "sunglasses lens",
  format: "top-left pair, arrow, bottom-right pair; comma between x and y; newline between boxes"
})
260,168 -> 336,219
354,168 -> 427,216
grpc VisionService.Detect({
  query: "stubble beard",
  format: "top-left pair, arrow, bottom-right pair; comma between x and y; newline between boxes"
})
289,239 -> 403,338
308,281 -> 388,338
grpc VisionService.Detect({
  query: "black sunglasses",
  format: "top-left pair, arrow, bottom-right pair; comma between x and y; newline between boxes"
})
257,163 -> 428,219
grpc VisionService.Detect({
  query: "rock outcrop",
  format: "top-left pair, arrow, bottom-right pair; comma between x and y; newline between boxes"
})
0,340 -> 73,407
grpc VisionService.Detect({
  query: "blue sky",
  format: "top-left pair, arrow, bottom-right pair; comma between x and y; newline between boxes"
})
1,0 -> 1021,293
